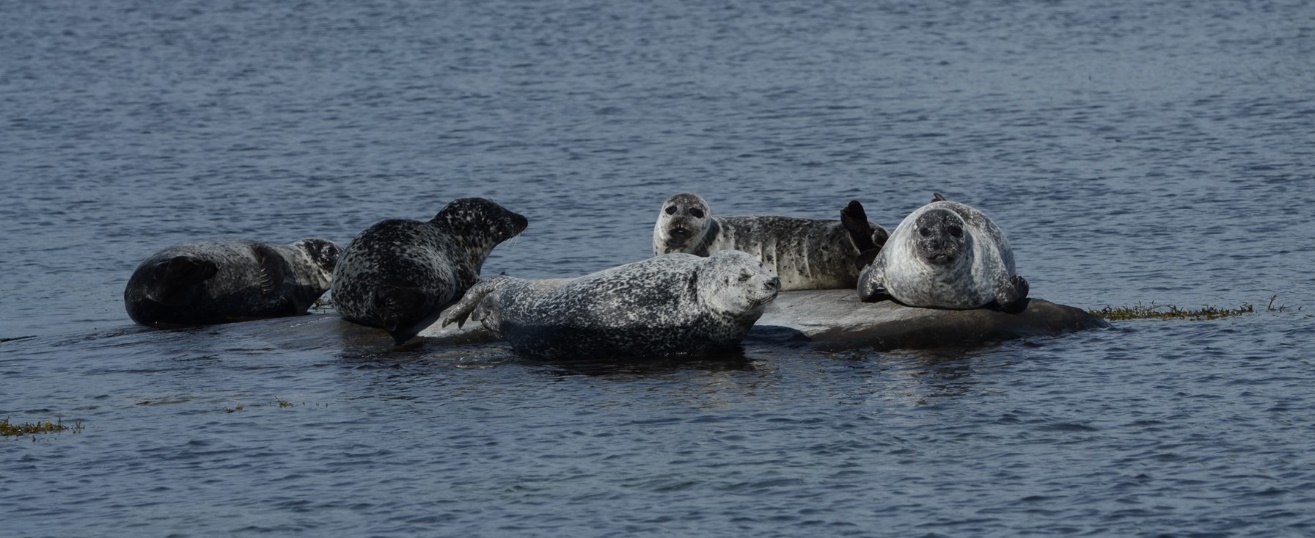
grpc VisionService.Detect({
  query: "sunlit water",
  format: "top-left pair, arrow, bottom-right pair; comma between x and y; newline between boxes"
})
3,1 -> 1314,535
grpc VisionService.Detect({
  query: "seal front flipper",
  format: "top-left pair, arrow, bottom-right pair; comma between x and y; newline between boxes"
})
371,286 -> 435,345
441,277 -> 505,329
856,262 -> 892,303
994,274 -> 1030,314
149,257 -> 219,305
251,243 -> 288,295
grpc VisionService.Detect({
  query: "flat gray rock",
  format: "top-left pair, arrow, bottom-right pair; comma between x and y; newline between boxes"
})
418,289 -> 1107,352
756,289 -> 1108,351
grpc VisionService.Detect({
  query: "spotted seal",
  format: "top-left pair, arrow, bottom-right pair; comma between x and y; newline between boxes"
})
857,193 -> 1029,313
124,238 -> 342,327
652,193 -> 889,290
331,198 -> 528,345
441,250 -> 781,360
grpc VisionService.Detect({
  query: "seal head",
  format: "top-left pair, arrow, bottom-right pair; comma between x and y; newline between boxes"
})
912,208 -> 968,267
654,193 -> 713,254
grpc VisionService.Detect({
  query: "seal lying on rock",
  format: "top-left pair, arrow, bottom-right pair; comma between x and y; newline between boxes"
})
124,238 -> 342,327
442,250 -> 781,360
332,198 -> 528,345
858,193 -> 1029,313
652,193 -> 889,290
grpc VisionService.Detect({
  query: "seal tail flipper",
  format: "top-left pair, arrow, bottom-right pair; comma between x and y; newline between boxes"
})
840,200 -> 879,253
995,275 -> 1030,314
149,257 -> 219,305
932,193 -> 947,202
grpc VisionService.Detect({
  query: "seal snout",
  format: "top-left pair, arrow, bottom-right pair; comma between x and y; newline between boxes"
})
665,226 -> 693,247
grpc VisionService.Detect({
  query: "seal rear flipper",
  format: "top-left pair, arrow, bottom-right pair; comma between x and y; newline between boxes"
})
840,200 -> 880,253
150,257 -> 219,305
932,192 -> 948,202
995,275 -> 1030,314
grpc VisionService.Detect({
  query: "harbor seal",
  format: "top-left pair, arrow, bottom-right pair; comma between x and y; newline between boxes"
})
857,193 -> 1029,313
441,250 -> 781,360
652,193 -> 889,290
331,198 -> 528,345
124,238 -> 342,327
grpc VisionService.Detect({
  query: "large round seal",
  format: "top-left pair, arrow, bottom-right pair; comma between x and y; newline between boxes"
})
857,194 -> 1029,313
652,193 -> 889,290
124,238 -> 342,327
442,250 -> 781,360
332,198 -> 528,345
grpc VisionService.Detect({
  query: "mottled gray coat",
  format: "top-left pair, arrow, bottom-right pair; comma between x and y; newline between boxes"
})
124,238 -> 342,327
443,251 -> 781,360
332,198 -> 527,345
858,197 -> 1028,313
652,193 -> 887,290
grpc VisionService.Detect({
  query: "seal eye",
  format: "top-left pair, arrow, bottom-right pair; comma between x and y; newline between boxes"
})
948,225 -> 963,238
690,208 -> 705,218
919,227 -> 931,237
738,271 -> 751,282
665,205 -> 677,215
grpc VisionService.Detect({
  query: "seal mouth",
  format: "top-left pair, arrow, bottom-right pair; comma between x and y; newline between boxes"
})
927,253 -> 955,265
665,228 -> 692,247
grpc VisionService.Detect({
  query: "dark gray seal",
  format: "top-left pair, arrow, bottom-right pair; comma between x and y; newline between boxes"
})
441,250 -> 781,360
652,193 -> 888,290
857,193 -> 1029,313
124,238 -> 342,327
332,198 -> 528,345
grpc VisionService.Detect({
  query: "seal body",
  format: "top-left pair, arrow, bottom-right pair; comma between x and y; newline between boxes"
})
442,250 -> 781,360
332,198 -> 528,345
124,238 -> 342,327
652,193 -> 888,290
857,195 -> 1029,313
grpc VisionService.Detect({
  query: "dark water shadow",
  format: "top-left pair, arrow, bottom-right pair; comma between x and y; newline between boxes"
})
527,350 -> 759,378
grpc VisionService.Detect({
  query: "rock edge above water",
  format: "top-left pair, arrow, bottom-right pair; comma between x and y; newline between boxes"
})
754,289 -> 1108,351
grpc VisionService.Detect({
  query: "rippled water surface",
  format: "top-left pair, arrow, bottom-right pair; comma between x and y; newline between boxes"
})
3,1 -> 1314,536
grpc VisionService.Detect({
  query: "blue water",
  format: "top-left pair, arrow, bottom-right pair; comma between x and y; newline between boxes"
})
3,0 -> 1314,535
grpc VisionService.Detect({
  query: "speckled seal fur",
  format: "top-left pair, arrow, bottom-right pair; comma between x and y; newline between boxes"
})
331,198 -> 527,345
652,193 -> 888,291
442,250 -> 781,360
124,238 -> 342,327
858,194 -> 1029,313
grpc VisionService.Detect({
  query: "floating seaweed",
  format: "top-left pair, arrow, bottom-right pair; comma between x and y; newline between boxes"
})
1,417 -> 83,437
1089,302 -> 1255,321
